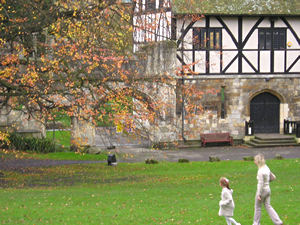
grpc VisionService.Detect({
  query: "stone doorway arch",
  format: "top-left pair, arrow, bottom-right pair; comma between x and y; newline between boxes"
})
250,91 -> 281,133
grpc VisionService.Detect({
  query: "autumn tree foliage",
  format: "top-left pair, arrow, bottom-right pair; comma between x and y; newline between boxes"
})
0,0 -> 172,141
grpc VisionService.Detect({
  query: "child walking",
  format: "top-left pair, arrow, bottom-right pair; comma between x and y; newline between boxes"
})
219,177 -> 241,225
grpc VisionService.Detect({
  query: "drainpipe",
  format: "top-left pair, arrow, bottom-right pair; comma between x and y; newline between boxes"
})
181,78 -> 186,142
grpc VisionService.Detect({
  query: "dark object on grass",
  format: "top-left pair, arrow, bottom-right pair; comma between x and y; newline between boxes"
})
274,154 -> 284,160
145,159 -> 158,164
107,154 -> 117,166
209,156 -> 220,162
178,158 -> 189,163
243,156 -> 254,161
107,146 -> 116,150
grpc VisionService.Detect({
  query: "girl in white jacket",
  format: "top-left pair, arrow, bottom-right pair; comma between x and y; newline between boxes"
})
219,177 -> 241,225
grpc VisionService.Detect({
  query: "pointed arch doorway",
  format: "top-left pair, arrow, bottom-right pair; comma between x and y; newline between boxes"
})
250,92 -> 280,133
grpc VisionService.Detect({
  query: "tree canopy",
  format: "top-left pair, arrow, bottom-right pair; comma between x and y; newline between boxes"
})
0,0 -> 164,135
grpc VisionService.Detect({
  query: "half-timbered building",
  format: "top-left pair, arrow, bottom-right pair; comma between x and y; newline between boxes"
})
133,0 -> 300,143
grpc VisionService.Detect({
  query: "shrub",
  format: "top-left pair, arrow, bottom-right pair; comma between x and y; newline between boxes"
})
8,132 -> 57,153
274,154 -> 284,160
0,131 -> 10,148
208,156 -> 220,162
178,158 -> 189,163
145,159 -> 159,164
243,156 -> 254,161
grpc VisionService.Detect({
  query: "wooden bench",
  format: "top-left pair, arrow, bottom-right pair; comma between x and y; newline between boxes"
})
200,132 -> 233,147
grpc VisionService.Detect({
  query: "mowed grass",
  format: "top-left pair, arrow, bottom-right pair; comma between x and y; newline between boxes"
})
0,159 -> 299,224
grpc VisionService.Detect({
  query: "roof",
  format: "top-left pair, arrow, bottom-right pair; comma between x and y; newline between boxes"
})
172,0 -> 300,15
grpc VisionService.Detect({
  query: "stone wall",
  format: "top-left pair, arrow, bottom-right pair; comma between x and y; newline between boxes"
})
0,107 -> 45,137
132,41 -> 180,143
179,77 -> 300,140
70,116 -> 95,150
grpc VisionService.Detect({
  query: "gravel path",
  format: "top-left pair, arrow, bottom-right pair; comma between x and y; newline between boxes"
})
1,145 -> 300,171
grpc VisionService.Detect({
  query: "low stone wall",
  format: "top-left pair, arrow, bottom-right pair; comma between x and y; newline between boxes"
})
0,107 -> 45,137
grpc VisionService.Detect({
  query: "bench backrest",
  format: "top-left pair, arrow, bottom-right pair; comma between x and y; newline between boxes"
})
201,133 -> 230,140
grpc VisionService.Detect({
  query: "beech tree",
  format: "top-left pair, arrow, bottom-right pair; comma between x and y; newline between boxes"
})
0,0 -> 172,138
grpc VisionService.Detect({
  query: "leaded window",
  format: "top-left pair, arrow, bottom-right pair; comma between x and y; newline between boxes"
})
193,28 -> 222,50
258,28 -> 286,50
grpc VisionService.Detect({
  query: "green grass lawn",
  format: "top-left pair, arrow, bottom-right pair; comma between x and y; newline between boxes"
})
46,130 -> 71,148
0,150 -> 109,161
0,159 -> 299,224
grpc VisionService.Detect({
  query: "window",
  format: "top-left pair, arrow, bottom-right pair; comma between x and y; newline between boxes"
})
258,28 -> 286,50
159,0 -> 164,8
193,28 -> 222,50
145,0 -> 156,10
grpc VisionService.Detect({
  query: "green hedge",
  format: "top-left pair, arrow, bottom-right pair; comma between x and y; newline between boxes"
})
9,133 -> 56,153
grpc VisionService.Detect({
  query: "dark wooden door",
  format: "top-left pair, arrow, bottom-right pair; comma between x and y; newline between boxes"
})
250,92 -> 280,133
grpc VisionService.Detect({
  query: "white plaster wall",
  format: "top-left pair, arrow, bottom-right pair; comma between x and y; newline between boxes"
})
223,31 -> 237,49
195,51 -> 206,73
244,28 -> 258,49
194,19 -> 205,27
242,58 -> 254,73
274,19 -> 286,27
243,17 -> 259,41
288,18 -> 300,37
177,19 -> 183,49
223,51 -> 238,72
222,17 -> 238,50
243,51 -> 258,72
274,51 -> 285,73
183,29 -> 193,49
210,51 -> 221,73
260,51 -> 271,72
161,12 -> 172,40
209,17 -> 222,27
258,18 -> 271,27
287,30 -> 299,50
222,17 -> 239,40
287,51 -> 300,72
182,51 -> 193,68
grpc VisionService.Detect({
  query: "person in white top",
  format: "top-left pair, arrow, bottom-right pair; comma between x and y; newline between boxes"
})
218,177 -> 241,225
253,153 -> 283,225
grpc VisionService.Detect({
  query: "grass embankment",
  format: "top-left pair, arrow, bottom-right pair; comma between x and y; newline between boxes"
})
46,130 -> 71,148
0,158 -> 299,224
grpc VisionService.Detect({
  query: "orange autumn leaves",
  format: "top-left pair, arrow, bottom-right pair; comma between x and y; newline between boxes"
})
0,0 -> 135,126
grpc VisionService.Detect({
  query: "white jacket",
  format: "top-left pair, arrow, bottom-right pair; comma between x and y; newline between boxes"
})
256,164 -> 273,196
219,187 -> 235,217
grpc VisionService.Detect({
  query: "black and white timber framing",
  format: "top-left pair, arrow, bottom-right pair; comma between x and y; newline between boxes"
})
176,15 -> 300,76
133,1 -> 300,75
133,0 -> 172,52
